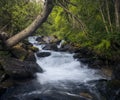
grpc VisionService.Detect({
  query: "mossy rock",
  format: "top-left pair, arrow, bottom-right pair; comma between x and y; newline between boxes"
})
28,46 -> 39,52
25,50 -> 36,62
11,45 -> 28,60
0,50 -> 11,57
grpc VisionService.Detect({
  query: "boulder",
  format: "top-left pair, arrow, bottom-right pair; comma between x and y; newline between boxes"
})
113,64 -> 120,80
96,80 -> 120,100
56,40 -> 62,45
23,40 -> 33,46
25,51 -> 36,62
1,58 -> 43,79
0,87 -> 6,97
22,40 -> 39,52
10,44 -> 38,61
43,35 -> 58,44
58,44 -> 75,53
10,45 -> 28,60
36,52 -> 51,57
73,53 -> 82,59
36,36 -> 44,42
28,46 -> 39,52
43,43 -> 58,51
88,59 -> 103,68
101,68 -> 113,77
0,79 -> 14,97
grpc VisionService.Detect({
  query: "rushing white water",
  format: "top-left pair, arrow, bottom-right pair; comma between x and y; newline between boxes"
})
28,36 -> 105,85
57,40 -> 65,48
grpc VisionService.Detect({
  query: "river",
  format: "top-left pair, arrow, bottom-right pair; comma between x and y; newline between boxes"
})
1,36 -> 110,100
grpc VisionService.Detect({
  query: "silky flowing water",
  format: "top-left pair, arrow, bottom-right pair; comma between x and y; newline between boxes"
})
1,36 -> 109,100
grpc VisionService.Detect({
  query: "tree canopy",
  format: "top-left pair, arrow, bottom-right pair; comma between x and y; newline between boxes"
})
0,0 -> 120,60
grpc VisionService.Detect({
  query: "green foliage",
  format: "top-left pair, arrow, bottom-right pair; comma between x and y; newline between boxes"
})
0,0 -> 42,34
94,39 -> 111,53
38,0 -> 120,60
0,0 -> 119,60
0,50 -> 11,57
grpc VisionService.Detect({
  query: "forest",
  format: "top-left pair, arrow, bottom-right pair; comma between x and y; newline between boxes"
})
0,0 -> 120,60
0,0 -> 120,100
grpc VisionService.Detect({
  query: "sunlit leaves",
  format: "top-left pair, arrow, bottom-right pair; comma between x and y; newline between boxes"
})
0,0 -> 42,34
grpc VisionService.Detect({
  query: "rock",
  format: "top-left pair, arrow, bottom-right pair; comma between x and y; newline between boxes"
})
8,96 -> 20,100
36,52 -> 51,57
0,72 -> 5,82
43,43 -> 58,51
73,53 -> 82,59
56,40 -> 62,45
107,80 -> 120,89
28,46 -> 39,52
75,47 -> 94,57
10,45 -> 28,60
25,51 -> 36,62
43,35 -> 58,44
58,43 -> 76,53
88,58 -> 104,68
0,87 -> 6,97
36,36 -> 44,42
0,79 -> 14,97
36,35 -> 59,44
96,79 -> 120,100
1,58 -> 43,79
101,68 -> 113,77
107,80 -> 120,100
80,92 -> 93,99
73,52 -> 103,68
23,40 -> 33,46
0,79 -> 14,88
113,64 -> 120,80
79,58 -> 92,64
0,62 -> 3,70
59,44 -> 72,52
0,50 -> 11,57
22,40 -> 37,52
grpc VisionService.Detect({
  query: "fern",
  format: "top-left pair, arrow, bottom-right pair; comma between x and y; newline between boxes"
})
94,39 -> 111,54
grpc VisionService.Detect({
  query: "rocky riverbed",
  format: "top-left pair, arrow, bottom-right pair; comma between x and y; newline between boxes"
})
0,35 -> 120,100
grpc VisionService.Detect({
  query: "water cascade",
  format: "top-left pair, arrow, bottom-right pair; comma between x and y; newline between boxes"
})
1,36 -> 109,100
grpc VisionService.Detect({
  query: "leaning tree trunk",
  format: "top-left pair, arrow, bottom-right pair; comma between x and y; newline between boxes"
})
5,0 -> 54,48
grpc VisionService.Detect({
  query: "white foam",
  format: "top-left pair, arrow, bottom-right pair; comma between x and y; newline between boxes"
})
28,36 -> 105,85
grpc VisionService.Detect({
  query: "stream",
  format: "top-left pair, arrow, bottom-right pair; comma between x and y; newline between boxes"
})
1,36 -> 110,100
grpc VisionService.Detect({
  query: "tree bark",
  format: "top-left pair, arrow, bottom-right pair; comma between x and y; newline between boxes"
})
5,0 -> 54,48
99,5 -> 109,34
106,0 -> 113,32
115,0 -> 120,28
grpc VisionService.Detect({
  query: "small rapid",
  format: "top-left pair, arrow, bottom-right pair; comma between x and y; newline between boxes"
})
28,36 -> 105,85
1,36 -> 109,100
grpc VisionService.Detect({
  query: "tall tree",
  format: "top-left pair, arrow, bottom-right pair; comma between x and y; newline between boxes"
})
114,0 -> 120,29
